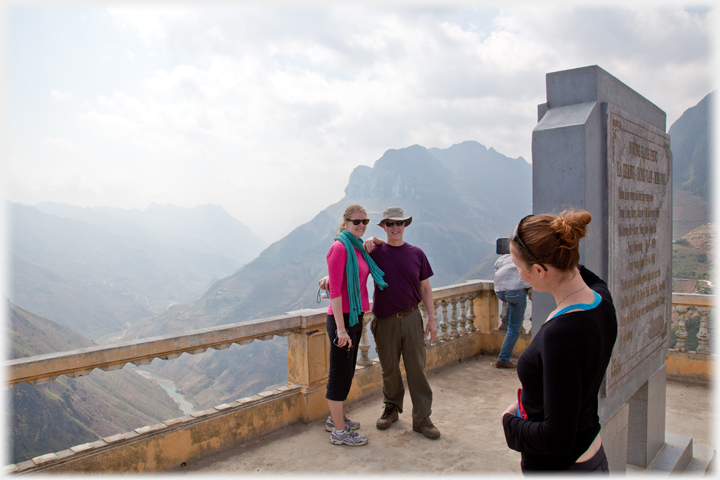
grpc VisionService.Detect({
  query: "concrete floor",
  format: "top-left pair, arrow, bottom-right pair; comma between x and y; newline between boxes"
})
178,355 -> 713,475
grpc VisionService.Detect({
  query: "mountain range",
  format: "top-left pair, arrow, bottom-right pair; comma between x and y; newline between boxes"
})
119,141 -> 531,341
115,141 -> 532,408
7,299 -> 183,464
669,91 -> 714,239
8,202 -> 267,340
669,91 -> 713,201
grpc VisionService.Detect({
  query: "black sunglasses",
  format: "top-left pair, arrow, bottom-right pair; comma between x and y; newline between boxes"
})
512,215 -> 548,272
347,219 -> 370,225
383,220 -> 405,227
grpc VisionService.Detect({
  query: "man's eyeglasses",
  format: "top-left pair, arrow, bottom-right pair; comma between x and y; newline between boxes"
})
347,219 -> 370,225
383,220 -> 405,227
512,215 -> 548,272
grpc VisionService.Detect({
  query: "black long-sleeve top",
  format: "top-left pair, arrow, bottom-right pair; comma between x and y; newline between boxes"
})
502,266 -> 618,472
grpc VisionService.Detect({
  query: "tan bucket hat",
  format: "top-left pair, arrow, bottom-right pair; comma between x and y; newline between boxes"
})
377,206 -> 412,227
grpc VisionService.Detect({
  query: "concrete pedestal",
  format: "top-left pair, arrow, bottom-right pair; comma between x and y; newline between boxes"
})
601,402 -> 629,473
627,364 -> 667,467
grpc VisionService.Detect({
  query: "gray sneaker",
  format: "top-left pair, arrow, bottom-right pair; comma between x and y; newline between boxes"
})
330,428 -> 368,446
325,414 -> 361,432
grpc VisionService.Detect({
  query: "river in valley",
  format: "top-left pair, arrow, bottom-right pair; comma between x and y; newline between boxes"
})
134,369 -> 196,415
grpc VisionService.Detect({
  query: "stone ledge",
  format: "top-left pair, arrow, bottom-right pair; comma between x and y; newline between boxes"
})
8,385 -> 305,474
70,440 -> 107,454
15,461 -> 35,473
163,415 -> 194,426
190,409 -> 216,418
135,423 -> 168,435
31,453 -> 58,465
103,431 -> 140,444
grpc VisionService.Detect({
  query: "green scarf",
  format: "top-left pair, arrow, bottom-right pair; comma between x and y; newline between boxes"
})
337,229 -> 388,326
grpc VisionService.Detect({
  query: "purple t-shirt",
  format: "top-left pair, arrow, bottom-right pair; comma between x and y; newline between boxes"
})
369,242 -> 434,319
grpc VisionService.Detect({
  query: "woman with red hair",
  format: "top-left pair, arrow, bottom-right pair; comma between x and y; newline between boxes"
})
501,209 -> 618,473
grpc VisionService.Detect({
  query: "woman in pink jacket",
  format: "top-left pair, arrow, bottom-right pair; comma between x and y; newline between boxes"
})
324,204 -> 387,447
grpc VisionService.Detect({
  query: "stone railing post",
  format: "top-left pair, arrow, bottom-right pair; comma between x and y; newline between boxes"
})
520,289 -> 532,334
696,307 -> 711,355
475,290 -> 499,332
457,296 -> 468,335
287,315 -> 330,422
499,299 -> 508,331
357,313 -> 374,366
438,300 -> 449,341
466,293 -> 477,333
673,305 -> 689,353
448,298 -> 459,338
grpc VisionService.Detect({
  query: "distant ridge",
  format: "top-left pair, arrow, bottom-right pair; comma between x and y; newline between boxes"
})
34,202 -> 268,266
668,91 -> 714,238
7,299 -> 183,464
9,201 -> 265,339
669,91 -> 713,201
123,140 -> 531,339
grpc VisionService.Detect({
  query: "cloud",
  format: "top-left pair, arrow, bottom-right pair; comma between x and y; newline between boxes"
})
43,138 -> 77,150
50,89 -> 74,101
107,6 -> 193,47
7,4 -> 714,241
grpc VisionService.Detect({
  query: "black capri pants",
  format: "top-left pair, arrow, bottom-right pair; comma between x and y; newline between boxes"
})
326,312 -> 363,401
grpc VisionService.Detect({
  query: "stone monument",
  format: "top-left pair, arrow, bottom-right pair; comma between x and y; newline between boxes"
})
531,65 -> 672,471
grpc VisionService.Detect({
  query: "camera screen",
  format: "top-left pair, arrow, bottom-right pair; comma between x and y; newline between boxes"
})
496,238 -> 510,255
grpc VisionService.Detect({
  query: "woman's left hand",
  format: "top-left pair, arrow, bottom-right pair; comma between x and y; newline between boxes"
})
502,402 -> 518,420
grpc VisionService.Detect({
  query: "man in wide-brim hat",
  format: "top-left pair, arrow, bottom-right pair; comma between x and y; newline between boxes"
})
364,206 -> 440,440
375,206 -> 412,227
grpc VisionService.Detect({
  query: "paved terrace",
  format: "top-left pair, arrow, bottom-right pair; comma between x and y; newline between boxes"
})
178,354 -> 713,475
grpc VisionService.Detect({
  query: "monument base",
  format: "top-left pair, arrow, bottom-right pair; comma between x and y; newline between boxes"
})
627,364 -> 667,468
601,402 -> 629,473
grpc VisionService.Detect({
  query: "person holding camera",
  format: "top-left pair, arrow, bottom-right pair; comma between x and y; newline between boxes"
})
324,204 -> 387,446
494,254 -> 531,368
501,209 -> 618,473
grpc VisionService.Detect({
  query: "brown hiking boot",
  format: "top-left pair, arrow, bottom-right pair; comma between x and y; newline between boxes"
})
413,420 -> 441,440
376,403 -> 399,430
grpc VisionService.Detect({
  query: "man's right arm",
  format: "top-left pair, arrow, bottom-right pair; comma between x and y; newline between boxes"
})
363,236 -> 384,253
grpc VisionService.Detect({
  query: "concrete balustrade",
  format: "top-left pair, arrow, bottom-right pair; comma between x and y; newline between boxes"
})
7,280 -> 513,474
666,293 -> 715,384
7,286 -> 712,474
7,314 -> 301,388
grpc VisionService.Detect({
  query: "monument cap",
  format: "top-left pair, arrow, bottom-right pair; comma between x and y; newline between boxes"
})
378,206 -> 412,227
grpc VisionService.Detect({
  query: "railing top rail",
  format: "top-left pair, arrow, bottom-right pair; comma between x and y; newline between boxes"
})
6,281 -> 491,387
430,280 -> 494,301
5,312 -> 314,387
671,293 -> 715,308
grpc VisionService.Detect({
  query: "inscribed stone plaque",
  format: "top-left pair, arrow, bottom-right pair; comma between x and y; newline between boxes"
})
605,104 -> 672,396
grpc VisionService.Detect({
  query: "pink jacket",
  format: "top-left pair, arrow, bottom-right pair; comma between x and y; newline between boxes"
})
326,241 -> 370,315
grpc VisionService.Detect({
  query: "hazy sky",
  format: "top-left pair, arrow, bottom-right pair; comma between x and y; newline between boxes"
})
3,1 -> 716,242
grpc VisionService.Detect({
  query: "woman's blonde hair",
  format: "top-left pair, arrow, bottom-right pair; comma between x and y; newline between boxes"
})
335,204 -> 367,240
512,208 -> 592,271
